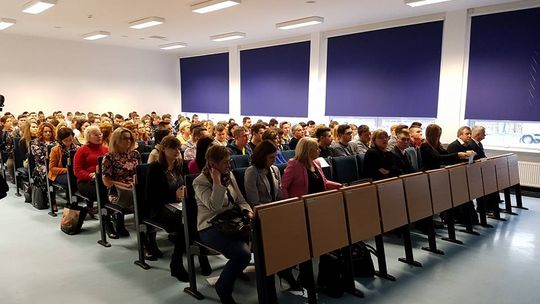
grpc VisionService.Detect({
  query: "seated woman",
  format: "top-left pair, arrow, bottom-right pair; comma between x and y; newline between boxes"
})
30,122 -> 56,201
281,137 -> 341,289
20,120 -> 39,165
73,125 -> 108,219
420,124 -> 471,170
146,135 -> 211,281
363,129 -> 401,181
187,136 -> 215,174
101,127 -> 141,238
48,127 -> 77,210
244,140 -> 283,206
73,119 -> 90,146
282,137 -> 341,198
193,145 -> 253,304
148,128 -> 172,164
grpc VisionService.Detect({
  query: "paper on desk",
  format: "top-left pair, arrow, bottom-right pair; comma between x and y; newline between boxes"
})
316,157 -> 330,168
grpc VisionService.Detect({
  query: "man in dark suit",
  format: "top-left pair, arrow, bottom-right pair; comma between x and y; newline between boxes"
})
447,126 -> 475,162
467,125 -> 487,159
391,129 -> 415,174
467,125 -> 499,214
447,126 -> 478,225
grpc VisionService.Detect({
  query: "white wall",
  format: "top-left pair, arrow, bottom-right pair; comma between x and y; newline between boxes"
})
0,33 -> 180,116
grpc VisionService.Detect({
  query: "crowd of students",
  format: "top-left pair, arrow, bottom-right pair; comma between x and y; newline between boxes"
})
0,110 -> 492,304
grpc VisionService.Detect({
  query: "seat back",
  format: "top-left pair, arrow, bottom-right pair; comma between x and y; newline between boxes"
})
230,154 -> 250,169
65,150 -> 78,204
133,164 -> 151,222
401,172 -> 433,222
446,164 -> 470,207
281,150 -> 295,161
466,161 -> 485,200
95,156 -> 109,205
330,155 -> 359,185
341,183 -> 381,243
356,153 -> 366,178
426,168 -> 453,214
232,167 -> 247,198
183,173 -> 202,243
303,190 -> 349,257
254,198 -> 311,275
13,137 -> 24,170
374,177 -> 408,233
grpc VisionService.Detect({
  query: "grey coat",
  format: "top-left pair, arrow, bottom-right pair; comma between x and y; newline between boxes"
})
244,165 -> 283,206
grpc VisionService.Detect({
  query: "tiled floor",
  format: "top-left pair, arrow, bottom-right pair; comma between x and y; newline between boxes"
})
1,182 -> 539,304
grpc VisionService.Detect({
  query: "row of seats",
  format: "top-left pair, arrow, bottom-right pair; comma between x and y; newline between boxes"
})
251,153 -> 525,303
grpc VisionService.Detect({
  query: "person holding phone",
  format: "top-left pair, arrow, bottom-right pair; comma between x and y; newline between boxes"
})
193,145 -> 253,304
146,135 -> 212,281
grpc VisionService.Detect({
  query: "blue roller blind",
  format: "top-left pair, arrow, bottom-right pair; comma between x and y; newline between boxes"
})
240,41 -> 310,117
180,53 -> 229,114
326,21 -> 443,117
466,8 -> 540,121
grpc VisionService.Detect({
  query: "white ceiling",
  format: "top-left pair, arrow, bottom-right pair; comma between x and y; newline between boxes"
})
0,0 -> 526,56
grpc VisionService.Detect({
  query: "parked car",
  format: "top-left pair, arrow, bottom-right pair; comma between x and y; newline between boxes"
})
521,134 -> 540,144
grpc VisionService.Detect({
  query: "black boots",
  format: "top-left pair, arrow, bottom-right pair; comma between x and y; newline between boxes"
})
105,214 -> 118,239
114,213 -> 130,237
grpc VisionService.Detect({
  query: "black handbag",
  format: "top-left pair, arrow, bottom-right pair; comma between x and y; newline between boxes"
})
31,185 -> 48,210
208,206 -> 250,240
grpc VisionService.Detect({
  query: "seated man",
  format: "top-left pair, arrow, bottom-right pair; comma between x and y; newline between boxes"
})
409,124 -> 423,149
355,125 -> 371,154
316,127 -> 337,159
387,124 -> 408,151
248,123 -> 266,151
447,126 -> 475,161
391,129 -> 415,174
227,127 -> 252,157
330,124 -> 357,156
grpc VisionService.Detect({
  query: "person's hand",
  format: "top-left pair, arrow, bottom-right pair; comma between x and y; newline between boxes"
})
466,150 -> 476,157
243,209 -> 254,219
458,152 -> 468,159
379,168 -> 390,175
210,167 -> 221,184
89,172 -> 96,180
176,186 -> 185,200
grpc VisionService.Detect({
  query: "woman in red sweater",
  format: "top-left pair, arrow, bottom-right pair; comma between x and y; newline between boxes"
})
73,125 -> 108,216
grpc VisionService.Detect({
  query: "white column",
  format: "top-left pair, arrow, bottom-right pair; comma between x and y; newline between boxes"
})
436,9 -> 470,143
307,32 -> 327,122
229,46 -> 241,118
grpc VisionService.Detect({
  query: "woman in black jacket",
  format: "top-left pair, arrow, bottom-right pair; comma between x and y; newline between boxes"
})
145,135 -> 210,281
420,124 -> 470,170
363,129 -> 401,181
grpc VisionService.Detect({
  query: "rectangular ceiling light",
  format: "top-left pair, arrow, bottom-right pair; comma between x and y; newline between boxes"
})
83,31 -> 110,41
405,0 -> 452,7
211,32 -> 246,42
22,0 -> 57,14
0,18 -> 16,30
276,16 -> 324,30
160,42 -> 187,50
191,0 -> 241,14
129,17 -> 165,29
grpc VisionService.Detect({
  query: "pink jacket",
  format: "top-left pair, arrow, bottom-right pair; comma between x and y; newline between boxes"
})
281,159 -> 341,198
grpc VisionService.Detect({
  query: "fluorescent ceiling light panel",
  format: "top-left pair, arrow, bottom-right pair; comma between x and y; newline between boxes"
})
276,16 -> 324,30
0,18 -> 16,30
405,0 -> 452,7
160,42 -> 187,50
191,0 -> 241,14
22,0 -> 57,14
211,32 -> 246,42
129,17 -> 165,29
83,31 -> 110,41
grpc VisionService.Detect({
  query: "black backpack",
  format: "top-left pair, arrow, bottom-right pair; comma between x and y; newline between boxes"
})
351,242 -> 376,278
317,253 -> 345,298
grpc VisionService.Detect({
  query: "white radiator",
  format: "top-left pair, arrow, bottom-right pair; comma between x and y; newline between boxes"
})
518,161 -> 540,188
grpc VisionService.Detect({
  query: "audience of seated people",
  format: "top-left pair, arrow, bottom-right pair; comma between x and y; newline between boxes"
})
0,109 -> 505,303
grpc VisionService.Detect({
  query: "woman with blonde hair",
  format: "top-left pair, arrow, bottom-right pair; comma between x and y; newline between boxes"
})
282,137 -> 341,198
20,120 -> 39,165
101,127 -> 141,237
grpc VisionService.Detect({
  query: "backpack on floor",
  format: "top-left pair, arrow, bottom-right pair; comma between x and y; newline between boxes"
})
351,242 -> 375,278
317,253 -> 345,298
